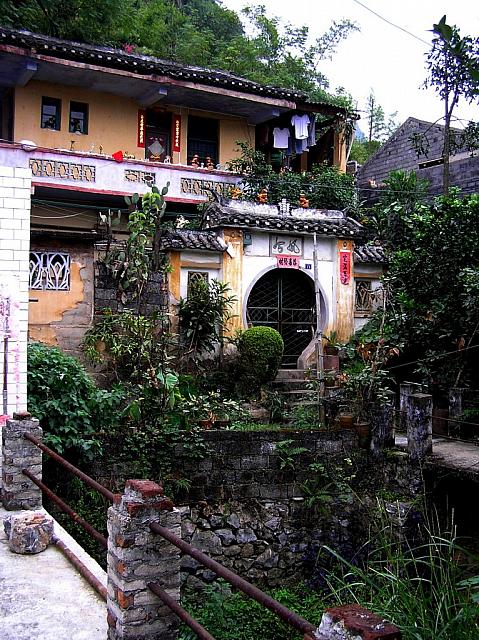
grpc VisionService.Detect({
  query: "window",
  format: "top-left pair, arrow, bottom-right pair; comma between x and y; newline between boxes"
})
355,279 -> 372,314
41,97 -> 61,130
69,101 -> 89,134
29,252 -> 71,290
187,116 -> 218,166
187,271 -> 209,296
355,279 -> 385,315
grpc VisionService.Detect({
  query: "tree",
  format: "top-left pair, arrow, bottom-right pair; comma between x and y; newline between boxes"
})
421,16 -> 479,193
349,92 -> 397,164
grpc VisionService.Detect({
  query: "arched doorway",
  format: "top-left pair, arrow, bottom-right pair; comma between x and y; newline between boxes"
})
246,269 -> 318,368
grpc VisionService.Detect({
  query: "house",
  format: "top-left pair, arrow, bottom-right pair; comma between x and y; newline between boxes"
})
356,117 -> 479,202
0,26 -> 367,414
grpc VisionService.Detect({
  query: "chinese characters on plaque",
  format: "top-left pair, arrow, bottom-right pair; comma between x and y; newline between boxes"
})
276,256 -> 300,269
270,235 -> 303,257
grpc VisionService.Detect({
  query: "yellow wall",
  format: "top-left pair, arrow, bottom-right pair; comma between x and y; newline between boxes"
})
221,228 -> 243,335
219,119 -> 255,166
14,81 -> 254,164
15,81 -> 141,156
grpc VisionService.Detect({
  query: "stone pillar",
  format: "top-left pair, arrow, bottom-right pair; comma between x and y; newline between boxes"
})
448,387 -> 465,436
107,480 -> 181,640
1,412 -> 43,510
371,390 -> 395,456
406,393 -> 433,461
399,383 -> 415,433
311,604 -> 401,639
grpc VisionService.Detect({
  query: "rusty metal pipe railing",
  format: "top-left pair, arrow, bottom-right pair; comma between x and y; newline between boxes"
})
22,469 -> 107,549
24,432 -> 115,502
53,535 -> 107,601
147,582 -> 216,640
149,522 -> 316,637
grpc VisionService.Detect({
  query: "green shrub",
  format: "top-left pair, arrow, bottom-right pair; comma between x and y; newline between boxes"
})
27,343 -> 124,458
237,326 -> 283,395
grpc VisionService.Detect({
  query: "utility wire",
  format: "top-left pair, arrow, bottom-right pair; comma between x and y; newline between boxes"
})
388,344 -> 479,372
350,0 -> 430,46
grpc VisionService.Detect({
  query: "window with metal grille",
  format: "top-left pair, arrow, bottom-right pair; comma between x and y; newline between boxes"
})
69,101 -> 89,134
41,97 -> 61,130
355,279 -> 373,313
187,271 -> 209,296
29,252 -> 71,290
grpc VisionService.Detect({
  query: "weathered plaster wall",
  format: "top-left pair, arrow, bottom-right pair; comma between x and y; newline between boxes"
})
0,165 -> 31,415
28,241 -> 94,356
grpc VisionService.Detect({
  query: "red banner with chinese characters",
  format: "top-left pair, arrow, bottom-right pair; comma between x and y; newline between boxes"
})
172,114 -> 181,153
137,110 -> 146,148
339,250 -> 351,284
276,255 -> 300,269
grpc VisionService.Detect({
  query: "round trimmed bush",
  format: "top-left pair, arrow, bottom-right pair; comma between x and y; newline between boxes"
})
237,326 -> 284,395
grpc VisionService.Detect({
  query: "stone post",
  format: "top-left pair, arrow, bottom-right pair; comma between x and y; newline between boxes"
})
399,383 -> 415,433
1,412 -> 43,510
370,390 -> 395,456
448,387 -> 465,437
406,393 -> 433,461
311,604 -> 401,639
107,480 -> 181,640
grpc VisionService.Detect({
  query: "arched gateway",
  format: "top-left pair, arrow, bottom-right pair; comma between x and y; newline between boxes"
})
246,268 -> 319,368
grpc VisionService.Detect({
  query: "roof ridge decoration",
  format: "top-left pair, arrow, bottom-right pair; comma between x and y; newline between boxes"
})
201,199 -> 364,238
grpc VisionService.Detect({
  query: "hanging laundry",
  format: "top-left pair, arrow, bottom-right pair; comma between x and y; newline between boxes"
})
295,137 -> 308,154
307,114 -> 316,147
291,113 -> 309,140
273,127 -> 290,149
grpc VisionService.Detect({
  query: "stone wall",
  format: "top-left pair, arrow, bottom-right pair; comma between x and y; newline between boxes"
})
93,429 -> 422,589
0,165 -> 31,415
95,262 -> 169,318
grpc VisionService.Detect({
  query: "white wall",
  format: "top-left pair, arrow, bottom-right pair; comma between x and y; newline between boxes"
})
0,165 -> 31,417
241,231 -> 335,330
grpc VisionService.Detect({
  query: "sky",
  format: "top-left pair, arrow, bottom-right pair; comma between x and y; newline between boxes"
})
222,0 -> 479,131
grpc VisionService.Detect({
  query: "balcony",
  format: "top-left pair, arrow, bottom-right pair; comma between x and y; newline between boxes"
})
0,142 -> 242,204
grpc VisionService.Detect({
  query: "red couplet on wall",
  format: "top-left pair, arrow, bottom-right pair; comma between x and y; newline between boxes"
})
172,114 -> 181,152
137,110 -> 146,148
339,250 -> 351,284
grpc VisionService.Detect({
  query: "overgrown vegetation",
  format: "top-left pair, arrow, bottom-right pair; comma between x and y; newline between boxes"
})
228,142 -> 357,211
0,0 -> 357,105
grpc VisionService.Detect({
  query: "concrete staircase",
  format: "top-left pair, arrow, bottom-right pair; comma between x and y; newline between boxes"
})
271,369 -> 320,410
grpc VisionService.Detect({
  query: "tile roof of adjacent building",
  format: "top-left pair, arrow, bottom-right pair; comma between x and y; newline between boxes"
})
202,200 -> 364,238
160,229 -> 226,252
0,26 -> 316,103
353,244 -> 387,263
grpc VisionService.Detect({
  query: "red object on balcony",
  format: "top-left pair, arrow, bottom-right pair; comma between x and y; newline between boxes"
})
112,150 -> 124,163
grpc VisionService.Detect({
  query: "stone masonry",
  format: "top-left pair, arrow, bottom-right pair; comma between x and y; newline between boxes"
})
2,413 -> 42,510
107,479 -> 181,640
0,164 -> 31,416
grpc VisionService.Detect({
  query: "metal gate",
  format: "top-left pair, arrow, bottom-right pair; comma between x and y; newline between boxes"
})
246,269 -> 316,368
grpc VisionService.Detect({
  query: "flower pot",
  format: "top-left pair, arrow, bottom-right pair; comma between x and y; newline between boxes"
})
339,413 -> 355,429
213,419 -> 230,429
355,420 -> 372,449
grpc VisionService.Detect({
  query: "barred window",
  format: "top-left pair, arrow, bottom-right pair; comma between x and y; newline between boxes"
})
187,271 -> 209,296
355,279 -> 385,315
29,252 -> 71,290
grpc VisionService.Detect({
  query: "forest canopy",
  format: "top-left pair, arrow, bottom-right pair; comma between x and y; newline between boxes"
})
0,0 -> 357,105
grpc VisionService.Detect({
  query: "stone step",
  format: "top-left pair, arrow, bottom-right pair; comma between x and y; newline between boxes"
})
275,369 -> 315,381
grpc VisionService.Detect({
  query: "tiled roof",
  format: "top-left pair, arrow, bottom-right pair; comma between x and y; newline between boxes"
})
0,26 -> 304,102
202,200 -> 364,238
161,229 -> 226,252
353,244 -> 387,263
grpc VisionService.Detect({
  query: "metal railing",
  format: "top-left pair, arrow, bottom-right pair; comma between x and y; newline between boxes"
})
22,429 -> 318,639
22,431 -> 111,601
149,521 -> 316,639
